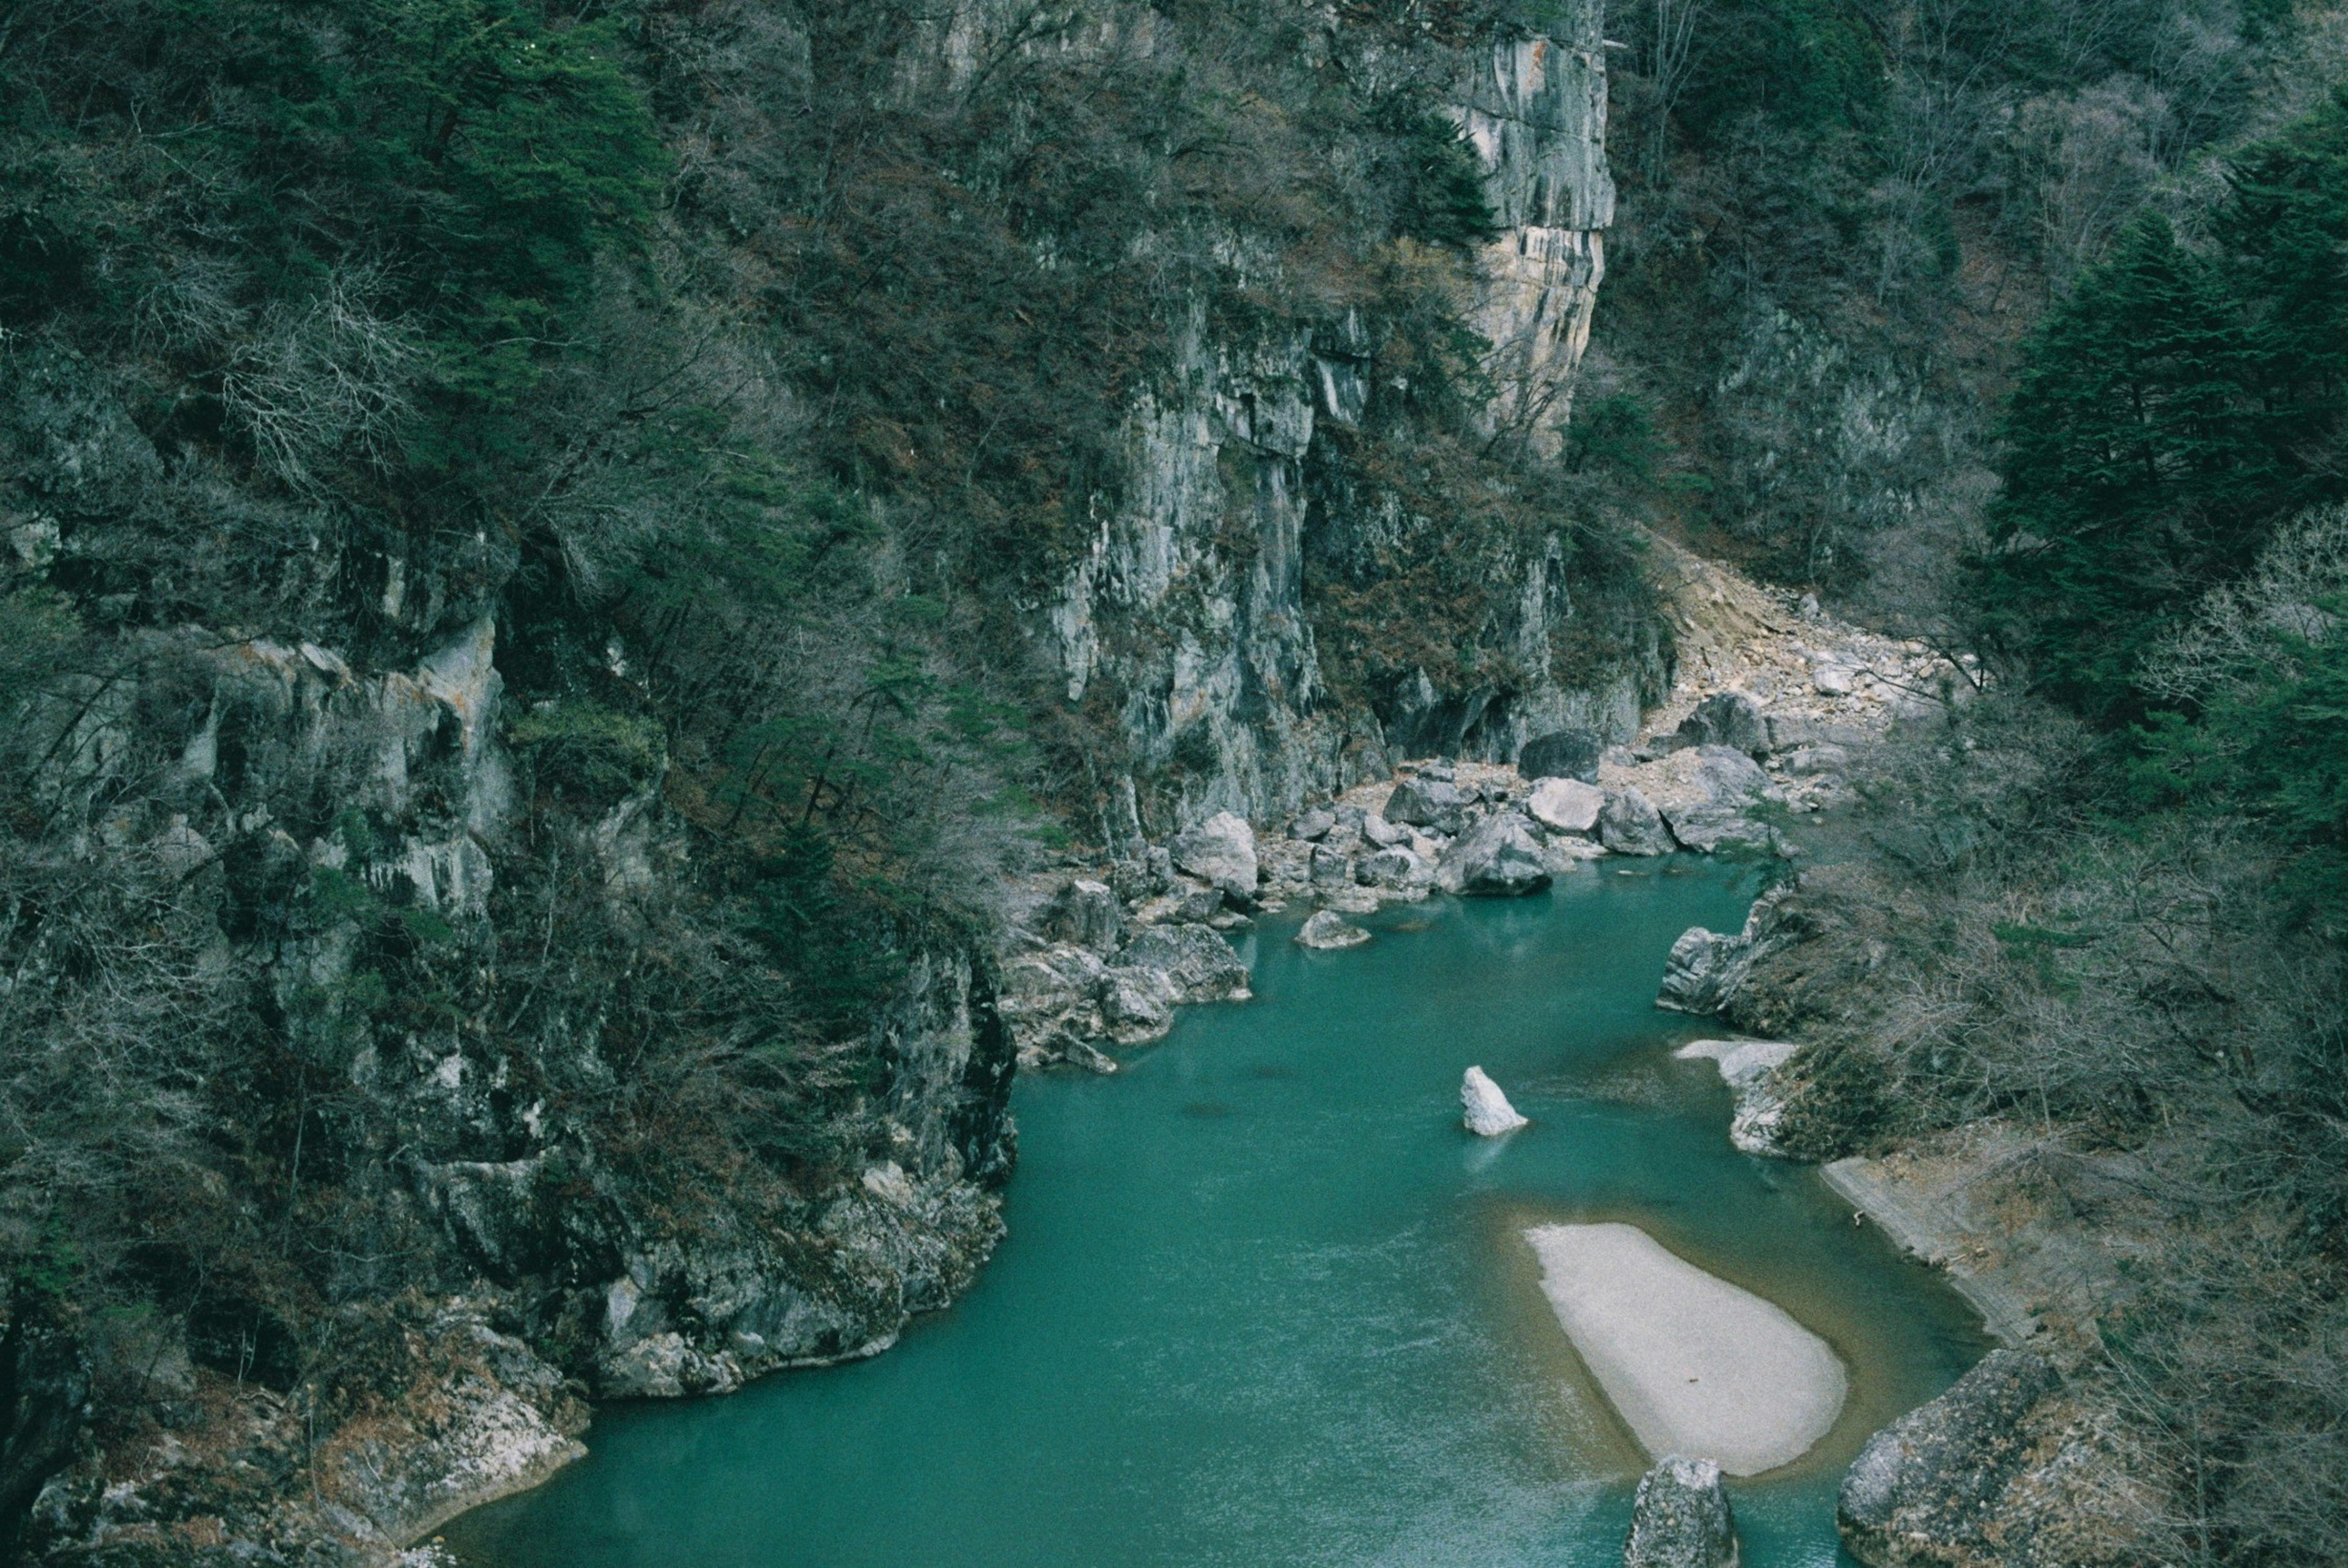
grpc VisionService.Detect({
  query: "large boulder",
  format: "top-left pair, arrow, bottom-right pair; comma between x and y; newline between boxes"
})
1309,842 -> 1354,886
1098,965 -> 1181,1046
1527,776 -> 1604,834
1290,807 -> 1335,841
1623,1456 -> 1738,1568
1675,692 -> 1770,755
1043,879 -> 1124,953
1650,746 -> 1778,855
1113,922 -> 1252,1004
1600,787 -> 1675,856
1839,1351 -> 2061,1567
1296,910 -> 1371,949
1518,727 -> 1604,783
1357,845 -> 1430,889
1436,812 -> 1552,897
1170,811 -> 1258,905
1383,776 -> 1469,834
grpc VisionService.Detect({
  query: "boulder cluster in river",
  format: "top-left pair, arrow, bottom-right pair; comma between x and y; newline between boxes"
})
1000,689 -> 1918,1073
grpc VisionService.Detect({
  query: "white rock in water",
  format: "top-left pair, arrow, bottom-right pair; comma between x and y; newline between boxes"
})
1461,1066 -> 1529,1135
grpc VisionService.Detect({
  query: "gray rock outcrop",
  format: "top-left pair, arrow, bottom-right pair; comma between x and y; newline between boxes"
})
1600,786 -> 1675,855
1657,889 -> 1794,1015
1839,1351 -> 2061,1567
1623,1455 -> 1738,1568
1115,922 -> 1253,1004
1044,878 -> 1124,953
1437,812 -> 1553,896
1170,811 -> 1260,905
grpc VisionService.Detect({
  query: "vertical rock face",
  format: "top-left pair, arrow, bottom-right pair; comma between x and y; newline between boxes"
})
1038,2 -> 1637,836
1045,311 -> 1375,838
1460,18 -> 1616,453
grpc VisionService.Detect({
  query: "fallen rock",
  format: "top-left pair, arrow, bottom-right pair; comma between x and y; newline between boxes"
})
1099,965 -> 1181,1045
1527,776 -> 1604,834
1518,727 -> 1604,782
1044,879 -> 1124,953
1357,845 -> 1429,889
1782,745 -> 1849,777
1309,842 -> 1354,886
1624,1456 -> 1738,1568
1600,787 -> 1675,856
1361,813 -> 1409,848
1838,1351 -> 2061,1567
1290,807 -> 1335,841
1113,922 -> 1252,1004
1383,777 -> 1469,834
1675,691 -> 1770,756
1461,1066 -> 1528,1135
1436,812 -> 1552,897
1296,910 -> 1371,949
1170,811 -> 1259,905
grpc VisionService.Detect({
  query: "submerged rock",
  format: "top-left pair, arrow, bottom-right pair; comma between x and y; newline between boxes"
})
1624,1455 -> 1738,1568
1839,1350 -> 2061,1567
1296,910 -> 1371,949
1461,1066 -> 1529,1135
1170,811 -> 1259,905
1436,812 -> 1552,897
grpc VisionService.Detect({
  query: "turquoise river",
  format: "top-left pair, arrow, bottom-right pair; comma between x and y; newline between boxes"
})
447,856 -> 1989,1568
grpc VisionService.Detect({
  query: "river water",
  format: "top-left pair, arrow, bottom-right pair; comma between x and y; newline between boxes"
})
447,858 -> 1987,1568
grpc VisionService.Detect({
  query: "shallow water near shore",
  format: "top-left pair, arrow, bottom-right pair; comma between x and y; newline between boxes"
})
446,858 -> 1989,1568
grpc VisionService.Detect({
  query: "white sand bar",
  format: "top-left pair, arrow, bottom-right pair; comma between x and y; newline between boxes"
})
1524,1221 -> 1847,1475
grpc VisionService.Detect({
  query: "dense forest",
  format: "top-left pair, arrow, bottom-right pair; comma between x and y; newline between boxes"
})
1,0 -> 2344,1560
1590,0 -> 2348,1555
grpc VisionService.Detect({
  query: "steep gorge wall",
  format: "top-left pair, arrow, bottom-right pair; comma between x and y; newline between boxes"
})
1035,7 -> 1644,839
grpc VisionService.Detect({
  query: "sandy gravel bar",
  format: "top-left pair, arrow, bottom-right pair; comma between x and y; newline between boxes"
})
1524,1221 -> 1848,1475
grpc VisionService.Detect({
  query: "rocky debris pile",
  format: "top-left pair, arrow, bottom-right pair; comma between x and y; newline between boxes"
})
1623,1456 -> 1739,1568
1462,1066 -> 1529,1135
1005,701 -> 1888,1076
1839,1352 -> 2065,1567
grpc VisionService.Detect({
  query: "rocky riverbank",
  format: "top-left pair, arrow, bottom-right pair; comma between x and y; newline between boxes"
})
1000,541 -> 1968,1079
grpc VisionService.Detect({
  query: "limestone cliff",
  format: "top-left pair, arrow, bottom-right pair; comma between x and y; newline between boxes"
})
1037,6 -> 1648,837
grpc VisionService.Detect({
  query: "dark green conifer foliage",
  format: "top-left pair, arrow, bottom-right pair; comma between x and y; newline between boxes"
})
1974,215 -> 2286,721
